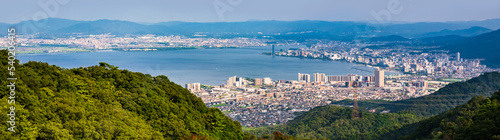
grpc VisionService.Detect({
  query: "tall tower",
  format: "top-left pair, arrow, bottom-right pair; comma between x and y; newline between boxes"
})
352,82 -> 360,120
375,68 -> 384,87
272,45 -> 275,56
457,52 -> 460,62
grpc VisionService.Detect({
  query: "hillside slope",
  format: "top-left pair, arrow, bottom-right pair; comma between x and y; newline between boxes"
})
247,105 -> 420,140
401,90 -> 500,139
4,18 -> 500,38
417,26 -> 491,38
0,50 -> 244,139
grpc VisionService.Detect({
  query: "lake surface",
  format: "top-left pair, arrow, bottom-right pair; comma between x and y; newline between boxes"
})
18,46 -> 379,86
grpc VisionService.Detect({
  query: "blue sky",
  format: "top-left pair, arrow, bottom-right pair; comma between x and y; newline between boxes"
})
2,0 -> 500,23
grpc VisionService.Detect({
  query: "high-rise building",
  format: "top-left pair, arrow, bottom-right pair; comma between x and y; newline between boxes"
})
327,75 -> 341,82
254,78 -> 263,86
226,76 -> 235,87
298,73 -> 310,83
185,83 -> 201,92
375,68 -> 384,87
313,73 -> 326,83
348,74 -> 359,81
263,77 -> 272,85
226,76 -> 242,87
412,81 -> 428,88
341,75 -> 350,81
457,52 -> 460,62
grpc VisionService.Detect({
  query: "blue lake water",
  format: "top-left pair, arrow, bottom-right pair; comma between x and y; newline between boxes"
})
18,46 -> 380,86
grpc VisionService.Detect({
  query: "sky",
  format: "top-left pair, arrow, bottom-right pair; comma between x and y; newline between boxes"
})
1,0 -> 500,24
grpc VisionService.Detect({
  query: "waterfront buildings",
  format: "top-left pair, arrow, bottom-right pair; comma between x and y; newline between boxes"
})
327,75 -> 342,82
185,83 -> 201,92
227,76 -> 242,87
298,73 -> 311,83
314,73 -> 326,83
254,78 -> 263,86
263,77 -> 272,85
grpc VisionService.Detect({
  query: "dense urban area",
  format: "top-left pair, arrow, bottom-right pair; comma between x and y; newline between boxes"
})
0,34 -> 269,53
181,37 -> 497,127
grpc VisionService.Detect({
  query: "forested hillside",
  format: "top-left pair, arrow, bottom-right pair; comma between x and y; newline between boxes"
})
247,106 -> 420,140
0,50 -> 244,139
401,90 -> 500,139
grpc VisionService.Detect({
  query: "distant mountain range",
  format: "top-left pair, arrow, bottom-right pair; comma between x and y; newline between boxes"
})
417,26 -> 492,38
417,35 -> 465,45
442,29 -> 500,68
2,18 -> 500,39
366,28 -> 500,68
3,18 -> 500,68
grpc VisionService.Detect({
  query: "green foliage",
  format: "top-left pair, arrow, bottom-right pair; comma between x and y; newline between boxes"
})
248,106 -> 420,140
401,90 -> 500,140
0,50 -> 243,139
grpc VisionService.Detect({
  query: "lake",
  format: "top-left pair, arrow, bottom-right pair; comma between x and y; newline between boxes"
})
18,46 -> 379,86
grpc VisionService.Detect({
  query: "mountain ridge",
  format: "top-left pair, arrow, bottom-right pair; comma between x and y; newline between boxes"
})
3,18 -> 500,38
417,26 -> 491,37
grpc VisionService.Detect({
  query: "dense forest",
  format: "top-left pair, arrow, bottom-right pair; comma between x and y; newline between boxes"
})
401,90 -> 500,139
332,72 -> 500,117
0,50 -> 244,139
247,106 -> 420,140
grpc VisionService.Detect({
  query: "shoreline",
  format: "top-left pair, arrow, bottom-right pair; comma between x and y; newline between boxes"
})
17,47 -> 398,87
262,52 -> 400,72
14,46 -> 252,55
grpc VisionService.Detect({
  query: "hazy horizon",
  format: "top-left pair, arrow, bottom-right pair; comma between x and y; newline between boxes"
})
2,0 -> 500,24
3,17 -> 500,25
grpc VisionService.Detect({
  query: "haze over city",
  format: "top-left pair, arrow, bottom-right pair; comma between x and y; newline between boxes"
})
2,0 -> 500,23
